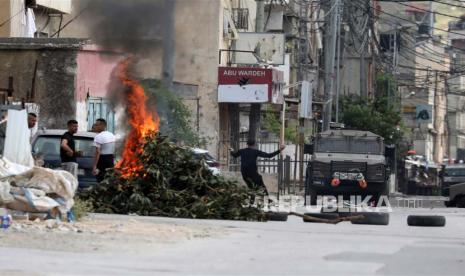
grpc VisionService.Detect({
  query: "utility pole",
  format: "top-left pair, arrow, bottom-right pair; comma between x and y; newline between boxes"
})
445,75 -> 451,161
335,2 -> 343,123
433,70 -> 445,164
248,0 -> 266,142
162,0 -> 176,89
322,0 -> 339,131
297,0 -> 310,189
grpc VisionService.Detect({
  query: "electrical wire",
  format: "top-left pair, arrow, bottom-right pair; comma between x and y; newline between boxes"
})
0,8 -> 25,27
395,1 -> 464,20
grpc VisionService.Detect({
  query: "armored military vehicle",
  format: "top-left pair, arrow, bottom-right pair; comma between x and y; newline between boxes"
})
304,130 -> 390,205
445,182 -> 465,208
440,164 -> 465,196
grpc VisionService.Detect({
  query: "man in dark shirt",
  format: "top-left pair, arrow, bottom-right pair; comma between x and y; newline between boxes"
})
230,139 -> 285,196
60,120 -> 80,179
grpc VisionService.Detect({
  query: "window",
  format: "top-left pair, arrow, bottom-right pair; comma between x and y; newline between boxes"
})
444,168 -> 465,177
33,136 -> 95,157
317,139 -> 348,153
87,97 -> 115,133
351,140 -> 382,154
380,33 -> 400,52
232,8 -> 249,30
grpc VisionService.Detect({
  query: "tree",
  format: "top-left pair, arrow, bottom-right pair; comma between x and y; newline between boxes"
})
141,79 -> 207,147
340,72 -> 405,145
340,95 -> 403,145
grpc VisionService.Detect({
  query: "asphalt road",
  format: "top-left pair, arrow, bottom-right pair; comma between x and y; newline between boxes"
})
1,206 -> 465,276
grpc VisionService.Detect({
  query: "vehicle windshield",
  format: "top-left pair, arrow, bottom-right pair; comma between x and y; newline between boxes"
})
33,136 -> 95,157
444,168 -> 465,177
316,138 -> 382,154
194,152 -> 215,161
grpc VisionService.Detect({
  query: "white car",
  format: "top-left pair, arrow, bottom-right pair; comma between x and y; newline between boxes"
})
192,148 -> 221,175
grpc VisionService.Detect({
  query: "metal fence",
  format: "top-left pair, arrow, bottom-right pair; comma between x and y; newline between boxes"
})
277,155 -> 309,196
220,137 -> 309,196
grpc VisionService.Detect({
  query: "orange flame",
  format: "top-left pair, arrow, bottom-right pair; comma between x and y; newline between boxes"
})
115,58 -> 160,177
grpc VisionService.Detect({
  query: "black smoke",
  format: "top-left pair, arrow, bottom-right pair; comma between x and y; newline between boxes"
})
77,0 -> 167,54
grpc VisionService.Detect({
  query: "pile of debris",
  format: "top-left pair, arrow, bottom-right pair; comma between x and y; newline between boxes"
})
83,133 -> 266,221
0,157 -> 78,222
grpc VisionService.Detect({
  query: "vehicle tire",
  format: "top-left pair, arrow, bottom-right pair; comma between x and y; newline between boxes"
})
350,212 -> 390,225
456,196 -> 465,208
302,212 -> 339,222
373,182 -> 390,207
265,212 -> 288,222
407,215 -> 446,227
307,186 -> 318,206
320,207 -> 351,217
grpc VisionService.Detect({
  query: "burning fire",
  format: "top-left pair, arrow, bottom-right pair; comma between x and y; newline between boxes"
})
115,58 -> 160,177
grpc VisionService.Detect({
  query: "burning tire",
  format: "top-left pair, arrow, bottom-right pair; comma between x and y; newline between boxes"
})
265,212 -> 288,222
350,212 -> 390,225
302,212 -> 339,222
407,215 -> 446,227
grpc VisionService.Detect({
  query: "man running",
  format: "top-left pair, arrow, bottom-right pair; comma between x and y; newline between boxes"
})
230,139 -> 285,196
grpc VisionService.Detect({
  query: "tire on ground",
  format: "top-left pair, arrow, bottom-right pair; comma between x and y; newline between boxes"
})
350,212 -> 390,225
320,207 -> 351,217
407,215 -> 446,227
265,212 -> 289,222
302,212 -> 339,222
456,196 -> 465,208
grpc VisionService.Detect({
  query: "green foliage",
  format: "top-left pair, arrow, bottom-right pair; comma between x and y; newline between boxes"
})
141,79 -> 208,147
340,95 -> 404,145
72,197 -> 94,220
262,107 -> 297,143
375,73 -> 397,101
83,133 -> 266,221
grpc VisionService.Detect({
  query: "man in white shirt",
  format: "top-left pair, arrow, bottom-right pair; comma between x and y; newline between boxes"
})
92,118 -> 116,182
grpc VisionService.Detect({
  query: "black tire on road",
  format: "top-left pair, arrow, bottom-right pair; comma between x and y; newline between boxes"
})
456,196 -> 465,208
320,207 -> 352,217
307,186 -> 318,206
407,215 -> 446,227
302,212 -> 339,222
350,212 -> 390,225
265,212 -> 289,222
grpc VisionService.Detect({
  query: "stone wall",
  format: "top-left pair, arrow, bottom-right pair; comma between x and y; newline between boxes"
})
0,38 -> 81,129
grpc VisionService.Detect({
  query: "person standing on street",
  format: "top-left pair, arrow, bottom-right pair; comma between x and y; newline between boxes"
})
230,139 -> 285,197
60,120 -> 80,179
92,118 -> 116,182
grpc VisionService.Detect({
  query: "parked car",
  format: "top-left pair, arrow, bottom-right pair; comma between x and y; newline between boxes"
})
192,148 -> 220,175
31,129 -> 97,189
445,182 -> 465,208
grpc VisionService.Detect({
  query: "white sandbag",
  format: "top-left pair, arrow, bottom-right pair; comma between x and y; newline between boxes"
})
10,167 -> 78,201
0,157 -> 31,177
3,109 -> 34,167
0,180 -> 14,205
9,186 -> 46,197
6,194 -> 60,213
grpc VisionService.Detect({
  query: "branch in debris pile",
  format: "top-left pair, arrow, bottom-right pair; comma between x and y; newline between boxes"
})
289,212 -> 364,224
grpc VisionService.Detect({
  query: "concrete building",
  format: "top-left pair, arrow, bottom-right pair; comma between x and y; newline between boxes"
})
379,1 -> 449,164
447,19 -> 465,162
0,0 -> 71,37
0,0 -> 264,160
